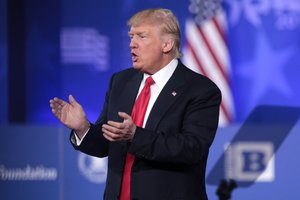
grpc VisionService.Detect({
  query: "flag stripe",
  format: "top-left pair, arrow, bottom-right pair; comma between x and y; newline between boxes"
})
203,16 -> 230,71
197,23 -> 229,84
213,16 -> 225,44
184,42 -> 232,125
183,10 -> 235,126
185,20 -> 233,112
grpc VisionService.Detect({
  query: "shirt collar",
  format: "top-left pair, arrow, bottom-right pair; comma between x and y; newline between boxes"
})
143,59 -> 178,89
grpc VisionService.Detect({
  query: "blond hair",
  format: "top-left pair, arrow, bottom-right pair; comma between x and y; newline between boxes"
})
128,8 -> 181,58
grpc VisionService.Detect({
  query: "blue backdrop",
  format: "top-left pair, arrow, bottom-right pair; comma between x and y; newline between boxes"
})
1,0 -> 300,199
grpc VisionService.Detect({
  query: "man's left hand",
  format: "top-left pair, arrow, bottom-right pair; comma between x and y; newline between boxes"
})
102,112 -> 137,141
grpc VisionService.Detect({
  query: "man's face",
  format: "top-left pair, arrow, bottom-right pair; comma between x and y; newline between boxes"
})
129,24 -> 165,74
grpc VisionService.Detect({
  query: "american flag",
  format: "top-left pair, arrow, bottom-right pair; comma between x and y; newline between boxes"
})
183,0 -> 234,126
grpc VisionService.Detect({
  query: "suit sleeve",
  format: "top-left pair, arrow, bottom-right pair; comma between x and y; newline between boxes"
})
128,84 -> 221,165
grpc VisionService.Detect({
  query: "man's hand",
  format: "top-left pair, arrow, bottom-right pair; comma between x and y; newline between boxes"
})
102,112 -> 137,141
49,95 -> 90,138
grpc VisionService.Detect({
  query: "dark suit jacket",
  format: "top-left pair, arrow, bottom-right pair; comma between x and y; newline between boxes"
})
71,60 -> 221,200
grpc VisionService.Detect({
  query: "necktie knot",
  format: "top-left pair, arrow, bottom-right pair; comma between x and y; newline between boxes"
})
145,76 -> 155,87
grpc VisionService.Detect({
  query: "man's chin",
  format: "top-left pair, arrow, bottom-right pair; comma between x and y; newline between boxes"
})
132,64 -> 141,70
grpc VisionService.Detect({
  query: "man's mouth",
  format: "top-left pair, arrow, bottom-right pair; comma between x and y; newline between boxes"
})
131,52 -> 138,62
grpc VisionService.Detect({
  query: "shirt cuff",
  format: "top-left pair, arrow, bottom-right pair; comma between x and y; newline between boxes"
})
74,128 -> 90,146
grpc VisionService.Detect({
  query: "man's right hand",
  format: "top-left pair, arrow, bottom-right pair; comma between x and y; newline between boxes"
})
49,95 -> 90,138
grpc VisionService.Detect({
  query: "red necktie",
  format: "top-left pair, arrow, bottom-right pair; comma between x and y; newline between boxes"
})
119,76 -> 155,200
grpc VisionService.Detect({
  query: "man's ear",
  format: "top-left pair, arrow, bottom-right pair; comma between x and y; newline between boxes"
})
162,39 -> 175,53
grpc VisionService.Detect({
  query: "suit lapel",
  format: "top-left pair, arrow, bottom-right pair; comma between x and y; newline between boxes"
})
145,62 -> 187,130
118,71 -> 143,115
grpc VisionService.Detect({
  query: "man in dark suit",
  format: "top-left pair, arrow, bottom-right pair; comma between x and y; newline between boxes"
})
50,8 -> 221,200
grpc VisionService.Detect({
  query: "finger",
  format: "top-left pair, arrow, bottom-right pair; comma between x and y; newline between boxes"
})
50,101 -> 60,110
53,97 -> 67,107
102,126 -> 122,141
118,112 -> 131,119
118,112 -> 131,120
102,124 -> 122,134
102,132 -> 114,141
103,129 -> 130,142
49,99 -> 62,111
50,99 -> 58,106
68,94 -> 75,105
49,100 -> 55,108
107,120 -> 125,129
49,102 -> 59,113
103,132 -> 120,142
52,108 -> 61,119
103,131 -> 118,141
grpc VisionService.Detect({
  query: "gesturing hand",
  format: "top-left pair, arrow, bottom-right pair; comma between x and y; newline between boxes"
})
49,95 -> 90,137
102,112 -> 137,142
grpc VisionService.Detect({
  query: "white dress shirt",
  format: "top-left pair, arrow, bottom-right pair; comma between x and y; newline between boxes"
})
138,59 -> 178,127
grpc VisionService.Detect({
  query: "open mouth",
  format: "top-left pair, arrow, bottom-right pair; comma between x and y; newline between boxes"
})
131,52 -> 138,62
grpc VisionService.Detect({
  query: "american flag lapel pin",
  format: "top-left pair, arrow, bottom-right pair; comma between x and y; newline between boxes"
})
171,91 -> 177,96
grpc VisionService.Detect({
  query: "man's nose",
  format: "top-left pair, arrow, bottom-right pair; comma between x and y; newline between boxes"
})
129,38 -> 137,48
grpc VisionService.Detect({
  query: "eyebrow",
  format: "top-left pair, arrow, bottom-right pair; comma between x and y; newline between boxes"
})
128,31 -> 147,36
